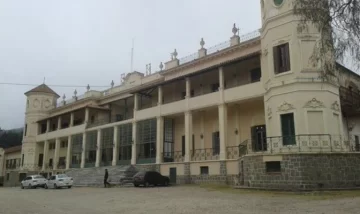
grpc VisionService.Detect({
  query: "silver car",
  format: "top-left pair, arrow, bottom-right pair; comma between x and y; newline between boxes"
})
45,174 -> 73,189
21,175 -> 47,189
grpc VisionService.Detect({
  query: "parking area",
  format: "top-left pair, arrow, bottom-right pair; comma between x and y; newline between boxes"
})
1,186 -> 360,214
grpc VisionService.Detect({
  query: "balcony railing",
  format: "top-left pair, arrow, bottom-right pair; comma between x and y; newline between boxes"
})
340,86 -> 360,114
163,151 -> 184,163
248,134 -> 360,154
191,148 -> 219,161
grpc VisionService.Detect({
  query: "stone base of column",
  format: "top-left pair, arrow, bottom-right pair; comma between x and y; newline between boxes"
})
184,162 -> 191,184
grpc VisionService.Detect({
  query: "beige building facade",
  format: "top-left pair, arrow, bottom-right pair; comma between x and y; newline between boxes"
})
13,0 -> 360,189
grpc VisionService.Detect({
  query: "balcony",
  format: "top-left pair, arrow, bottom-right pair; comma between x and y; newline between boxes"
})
340,86 -> 360,116
191,148 -> 220,161
247,134 -> 360,154
162,151 -> 184,163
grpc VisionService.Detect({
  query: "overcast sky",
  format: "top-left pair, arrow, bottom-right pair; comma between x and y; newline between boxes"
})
0,0 -> 261,129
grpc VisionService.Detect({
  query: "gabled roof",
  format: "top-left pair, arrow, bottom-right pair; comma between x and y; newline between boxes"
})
24,84 -> 60,98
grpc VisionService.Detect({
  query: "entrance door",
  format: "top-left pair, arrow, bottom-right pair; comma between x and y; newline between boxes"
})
251,125 -> 267,152
169,167 -> 177,184
240,160 -> 244,186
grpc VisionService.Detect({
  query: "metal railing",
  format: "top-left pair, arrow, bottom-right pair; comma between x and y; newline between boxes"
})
191,148 -> 219,161
178,29 -> 261,66
247,134 -> 360,154
340,86 -> 360,109
162,151 -> 184,163
226,146 -> 239,159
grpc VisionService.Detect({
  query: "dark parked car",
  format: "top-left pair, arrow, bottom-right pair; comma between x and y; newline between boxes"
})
133,171 -> 170,187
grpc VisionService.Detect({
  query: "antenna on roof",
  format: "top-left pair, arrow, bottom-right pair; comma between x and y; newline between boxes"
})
130,38 -> 135,73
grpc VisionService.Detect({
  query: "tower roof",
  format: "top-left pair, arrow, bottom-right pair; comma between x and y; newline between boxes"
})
24,84 -> 60,98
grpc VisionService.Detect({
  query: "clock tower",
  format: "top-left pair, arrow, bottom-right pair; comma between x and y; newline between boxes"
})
22,84 -> 59,170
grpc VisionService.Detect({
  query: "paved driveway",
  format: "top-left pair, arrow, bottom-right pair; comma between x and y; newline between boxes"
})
1,186 -> 360,214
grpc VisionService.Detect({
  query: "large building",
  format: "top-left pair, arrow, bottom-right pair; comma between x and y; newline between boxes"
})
8,0 -> 360,189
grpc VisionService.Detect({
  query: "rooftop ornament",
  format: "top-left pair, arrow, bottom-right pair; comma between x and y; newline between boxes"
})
62,94 -> 66,105
86,84 -> 90,92
159,62 -> 164,71
232,23 -> 239,36
111,80 -> 114,88
73,89 -> 78,101
200,38 -> 205,49
171,49 -> 178,60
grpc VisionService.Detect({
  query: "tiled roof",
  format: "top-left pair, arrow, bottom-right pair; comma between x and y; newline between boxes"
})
25,84 -> 60,97
4,145 -> 22,154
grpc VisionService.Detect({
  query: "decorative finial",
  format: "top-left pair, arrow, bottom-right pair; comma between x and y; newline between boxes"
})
159,62 -> 164,71
62,94 -> 66,101
111,80 -> 114,88
200,38 -> 205,49
86,84 -> 90,92
173,49 -> 178,59
232,23 -> 238,36
73,89 -> 78,101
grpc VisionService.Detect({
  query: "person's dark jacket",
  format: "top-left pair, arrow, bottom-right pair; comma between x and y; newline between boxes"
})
104,171 -> 109,180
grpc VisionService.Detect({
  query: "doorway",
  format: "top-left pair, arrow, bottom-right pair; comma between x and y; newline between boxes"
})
251,125 -> 267,152
169,167 -> 177,184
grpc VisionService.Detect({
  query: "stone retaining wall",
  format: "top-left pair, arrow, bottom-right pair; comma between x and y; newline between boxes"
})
242,153 -> 360,190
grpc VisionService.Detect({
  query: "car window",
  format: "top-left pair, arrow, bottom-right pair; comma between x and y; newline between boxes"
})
57,174 -> 67,178
50,176 -> 56,180
25,177 -> 31,180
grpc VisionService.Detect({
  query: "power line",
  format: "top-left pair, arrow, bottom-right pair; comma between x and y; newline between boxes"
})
0,82 -> 109,88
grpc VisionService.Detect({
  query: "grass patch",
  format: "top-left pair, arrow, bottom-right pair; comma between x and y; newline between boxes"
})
188,184 -> 360,200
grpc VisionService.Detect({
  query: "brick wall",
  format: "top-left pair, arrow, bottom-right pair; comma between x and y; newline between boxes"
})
242,154 -> 360,190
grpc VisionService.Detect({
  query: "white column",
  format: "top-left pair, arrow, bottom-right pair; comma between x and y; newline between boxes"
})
184,111 -> 192,162
218,104 -> 228,160
156,116 -> 164,164
70,112 -> 74,127
42,141 -> 49,171
185,77 -> 191,98
112,126 -> 119,166
95,129 -> 102,167
46,120 -> 50,132
219,66 -> 225,103
53,138 -> 60,170
85,108 -> 90,124
158,85 -> 163,105
66,136 -> 72,170
131,122 -> 137,165
58,116 -> 62,130
80,133 -> 86,168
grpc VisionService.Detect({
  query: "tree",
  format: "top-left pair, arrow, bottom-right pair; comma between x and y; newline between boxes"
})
294,0 -> 360,78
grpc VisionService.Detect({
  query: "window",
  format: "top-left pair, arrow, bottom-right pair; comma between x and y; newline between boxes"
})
19,173 -> 26,182
49,159 -> 53,167
49,143 -> 55,150
200,166 -> 209,175
355,135 -> 360,152
24,124 -> 27,136
211,83 -> 220,92
266,161 -> 281,173
22,154 -> 24,166
250,68 -> 261,83
41,124 -> 47,133
281,113 -> 296,145
61,141 -> 68,148
212,132 -> 220,155
6,173 -> 9,181
38,154 -> 43,167
116,114 -> 123,122
52,123 -> 56,131
181,90 -> 194,99
273,43 -> 291,74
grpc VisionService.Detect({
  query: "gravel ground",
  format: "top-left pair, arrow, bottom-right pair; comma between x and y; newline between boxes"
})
0,186 -> 360,214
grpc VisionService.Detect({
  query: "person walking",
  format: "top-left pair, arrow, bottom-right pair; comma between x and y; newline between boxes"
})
104,169 -> 110,188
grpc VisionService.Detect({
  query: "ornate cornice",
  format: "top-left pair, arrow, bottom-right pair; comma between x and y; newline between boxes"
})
277,102 -> 295,112
303,98 -> 325,108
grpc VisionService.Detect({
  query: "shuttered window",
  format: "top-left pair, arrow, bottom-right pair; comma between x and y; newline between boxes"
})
273,43 -> 291,74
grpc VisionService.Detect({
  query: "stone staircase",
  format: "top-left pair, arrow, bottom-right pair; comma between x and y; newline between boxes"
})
66,165 -> 138,187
